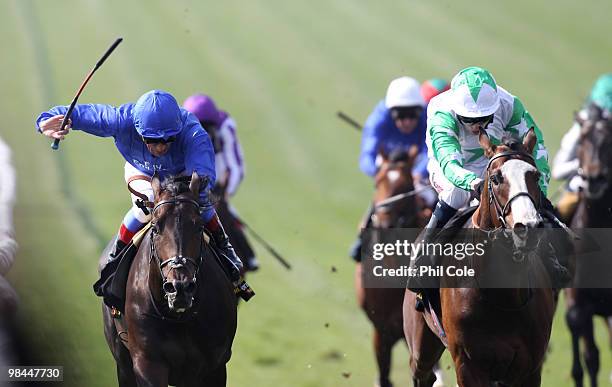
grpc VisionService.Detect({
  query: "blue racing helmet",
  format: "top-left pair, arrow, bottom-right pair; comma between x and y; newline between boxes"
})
133,90 -> 182,139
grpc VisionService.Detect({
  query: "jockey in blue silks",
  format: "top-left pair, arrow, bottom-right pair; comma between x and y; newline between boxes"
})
36,90 -> 252,300
349,77 -> 435,262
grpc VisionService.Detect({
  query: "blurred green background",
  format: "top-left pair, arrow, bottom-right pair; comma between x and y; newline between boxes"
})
2,0 -> 611,385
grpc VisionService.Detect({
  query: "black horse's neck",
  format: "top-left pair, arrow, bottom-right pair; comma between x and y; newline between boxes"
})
577,189 -> 612,228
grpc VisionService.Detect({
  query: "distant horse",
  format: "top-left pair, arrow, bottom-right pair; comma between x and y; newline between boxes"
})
404,129 -> 556,386
567,104 -> 612,387
356,146 -> 441,387
101,172 -> 237,387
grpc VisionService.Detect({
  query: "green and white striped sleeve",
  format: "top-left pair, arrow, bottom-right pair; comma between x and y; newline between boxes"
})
506,97 -> 550,195
429,111 -> 479,191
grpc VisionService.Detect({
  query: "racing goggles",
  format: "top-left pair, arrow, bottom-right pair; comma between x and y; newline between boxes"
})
457,114 -> 494,126
142,135 -> 176,145
391,106 -> 423,120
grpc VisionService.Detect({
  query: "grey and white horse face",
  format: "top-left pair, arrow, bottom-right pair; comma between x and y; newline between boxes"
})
498,159 -> 542,229
489,158 -> 543,254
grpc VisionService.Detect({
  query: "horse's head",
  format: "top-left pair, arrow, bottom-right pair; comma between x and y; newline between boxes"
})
577,104 -> 612,199
371,146 -> 419,228
150,171 -> 204,313
478,128 -> 542,236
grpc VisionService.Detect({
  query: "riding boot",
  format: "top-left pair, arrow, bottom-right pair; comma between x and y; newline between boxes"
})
108,215 -> 146,264
408,200 -> 457,311
349,237 -> 363,262
349,203 -> 375,262
230,219 -> 260,271
108,239 -> 127,263
542,243 -> 572,288
206,214 -> 255,301
540,193 -> 572,288
94,237 -> 130,300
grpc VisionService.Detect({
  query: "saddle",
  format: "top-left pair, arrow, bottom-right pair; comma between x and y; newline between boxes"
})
442,206 -> 478,238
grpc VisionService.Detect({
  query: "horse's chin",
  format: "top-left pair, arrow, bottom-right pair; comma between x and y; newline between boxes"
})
166,294 -> 194,313
505,226 -> 540,261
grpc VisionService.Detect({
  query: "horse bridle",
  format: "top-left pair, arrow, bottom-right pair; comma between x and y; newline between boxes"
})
372,186 -> 428,228
485,151 -> 540,228
150,197 -> 204,295
373,185 -> 434,211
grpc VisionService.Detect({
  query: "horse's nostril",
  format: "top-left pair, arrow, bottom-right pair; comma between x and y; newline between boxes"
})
163,281 -> 176,294
185,282 -> 196,293
514,223 -> 528,236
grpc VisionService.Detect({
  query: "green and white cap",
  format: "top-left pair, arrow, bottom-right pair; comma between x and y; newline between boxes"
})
451,66 -> 500,117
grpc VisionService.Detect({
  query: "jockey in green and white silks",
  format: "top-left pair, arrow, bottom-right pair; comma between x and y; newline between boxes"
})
426,66 -> 550,212
408,67 -> 569,306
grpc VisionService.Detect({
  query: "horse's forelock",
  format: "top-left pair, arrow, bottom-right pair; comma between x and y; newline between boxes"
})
501,137 -> 525,152
587,103 -> 604,122
160,176 -> 193,198
388,149 -> 409,163
490,142 -> 534,169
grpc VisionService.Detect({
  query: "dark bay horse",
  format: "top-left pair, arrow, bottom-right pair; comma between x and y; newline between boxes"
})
404,129 -> 556,386
101,172 -> 237,387
567,104 -> 612,387
356,147 -> 442,387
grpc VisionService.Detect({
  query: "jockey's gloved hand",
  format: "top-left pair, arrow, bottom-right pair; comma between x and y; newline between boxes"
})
470,178 -> 485,199
39,114 -> 71,140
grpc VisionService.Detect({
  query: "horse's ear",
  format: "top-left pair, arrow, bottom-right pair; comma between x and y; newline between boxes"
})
377,145 -> 388,162
575,110 -> 586,127
189,171 -> 201,198
522,127 -> 537,155
478,129 -> 496,158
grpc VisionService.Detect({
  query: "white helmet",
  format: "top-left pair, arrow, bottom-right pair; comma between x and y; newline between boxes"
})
385,77 -> 424,109
451,67 -> 500,118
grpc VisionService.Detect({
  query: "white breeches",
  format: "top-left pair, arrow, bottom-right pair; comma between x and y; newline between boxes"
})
428,158 -> 486,210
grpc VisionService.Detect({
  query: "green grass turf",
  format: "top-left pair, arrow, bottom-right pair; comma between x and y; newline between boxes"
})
1,0 -> 612,385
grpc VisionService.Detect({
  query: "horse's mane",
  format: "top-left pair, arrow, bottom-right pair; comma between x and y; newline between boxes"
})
500,136 -> 525,152
587,102 -> 604,122
160,175 -> 192,196
388,148 -> 410,163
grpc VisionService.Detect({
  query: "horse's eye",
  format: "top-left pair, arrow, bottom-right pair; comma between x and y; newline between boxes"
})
490,172 -> 503,185
151,223 -> 159,234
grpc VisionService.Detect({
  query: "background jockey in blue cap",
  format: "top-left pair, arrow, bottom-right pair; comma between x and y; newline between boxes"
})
36,90 -> 252,299
349,77 -> 435,262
